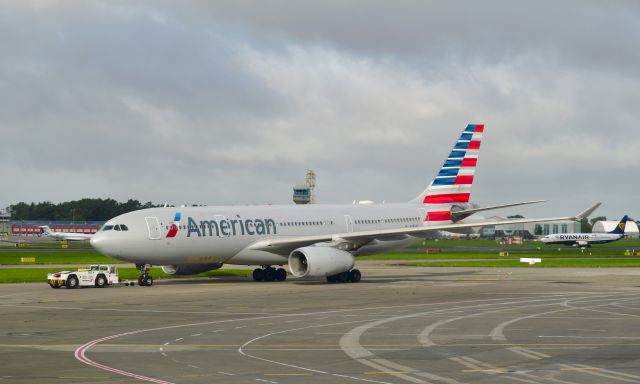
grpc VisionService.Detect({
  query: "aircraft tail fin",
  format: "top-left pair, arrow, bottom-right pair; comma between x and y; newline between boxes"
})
412,123 -> 483,222
39,226 -> 53,235
608,215 -> 628,235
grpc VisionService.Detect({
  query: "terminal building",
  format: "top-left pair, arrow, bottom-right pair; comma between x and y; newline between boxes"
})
479,217 -> 581,240
9,221 -> 103,236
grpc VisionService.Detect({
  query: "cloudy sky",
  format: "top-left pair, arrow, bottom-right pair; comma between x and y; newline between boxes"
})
1,1 -> 638,219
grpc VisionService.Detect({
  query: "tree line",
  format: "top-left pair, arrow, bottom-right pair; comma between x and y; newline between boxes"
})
9,199 -> 158,221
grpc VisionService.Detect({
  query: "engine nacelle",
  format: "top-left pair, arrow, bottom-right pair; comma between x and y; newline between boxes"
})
161,263 -> 223,275
288,247 -> 354,278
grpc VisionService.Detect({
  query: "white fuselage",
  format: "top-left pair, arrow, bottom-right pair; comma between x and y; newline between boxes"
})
43,231 -> 94,241
90,203 -> 429,266
540,232 -> 622,246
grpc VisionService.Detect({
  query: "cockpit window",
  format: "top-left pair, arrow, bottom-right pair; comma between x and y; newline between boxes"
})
103,225 -> 114,231
114,225 -> 121,231
120,224 -> 128,231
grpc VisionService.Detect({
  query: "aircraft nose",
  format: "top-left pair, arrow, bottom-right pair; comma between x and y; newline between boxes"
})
90,232 -> 109,254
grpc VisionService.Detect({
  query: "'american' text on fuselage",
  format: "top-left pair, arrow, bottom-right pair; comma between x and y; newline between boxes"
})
187,216 -> 277,237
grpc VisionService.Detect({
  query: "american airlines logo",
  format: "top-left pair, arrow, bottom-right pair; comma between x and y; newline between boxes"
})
186,216 -> 277,237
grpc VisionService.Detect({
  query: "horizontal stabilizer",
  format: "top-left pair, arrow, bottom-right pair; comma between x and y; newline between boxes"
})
451,200 -> 545,221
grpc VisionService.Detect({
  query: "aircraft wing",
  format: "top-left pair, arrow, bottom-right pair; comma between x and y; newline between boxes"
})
247,210 -> 588,255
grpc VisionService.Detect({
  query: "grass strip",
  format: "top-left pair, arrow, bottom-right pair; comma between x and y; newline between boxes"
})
409,258 -> 640,268
0,267 -> 252,284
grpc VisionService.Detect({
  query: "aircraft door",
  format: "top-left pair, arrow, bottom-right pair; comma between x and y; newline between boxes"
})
344,215 -> 354,233
145,217 -> 162,240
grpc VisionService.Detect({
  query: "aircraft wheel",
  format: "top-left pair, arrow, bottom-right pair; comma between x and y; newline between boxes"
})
337,272 -> 349,283
145,276 -> 154,286
253,268 -> 264,281
95,274 -> 107,288
264,268 -> 276,282
275,268 -> 287,281
66,275 -> 79,289
349,269 -> 361,283
138,276 -> 146,286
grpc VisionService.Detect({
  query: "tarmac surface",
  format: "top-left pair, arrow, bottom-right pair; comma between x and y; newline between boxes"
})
2,263 -> 640,384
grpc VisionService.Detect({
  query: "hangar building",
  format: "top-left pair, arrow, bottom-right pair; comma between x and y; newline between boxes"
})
592,220 -> 639,238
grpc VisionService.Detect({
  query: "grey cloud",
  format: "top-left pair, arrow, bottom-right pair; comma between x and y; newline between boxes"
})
0,1 -> 638,220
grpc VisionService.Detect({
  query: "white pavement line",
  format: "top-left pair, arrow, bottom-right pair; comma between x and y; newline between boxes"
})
239,319 -> 394,384
174,338 -> 183,342
418,297 -> 576,347
355,359 -> 426,384
191,333 -> 202,337
71,294 -> 580,384
558,364 -> 640,383
371,358 -> 463,384
218,371 -> 235,376
573,364 -> 640,381
507,347 -> 546,360
478,294 -> 633,384
235,326 -> 247,329
255,379 -> 278,384
187,365 -> 200,369
453,357 -> 545,384
493,294 -> 640,383
342,296 -> 595,384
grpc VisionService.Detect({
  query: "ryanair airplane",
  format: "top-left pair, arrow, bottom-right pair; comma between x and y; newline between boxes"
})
90,124 -> 588,286
541,215 -> 629,248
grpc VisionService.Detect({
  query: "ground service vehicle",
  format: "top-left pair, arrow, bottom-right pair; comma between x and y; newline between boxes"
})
47,265 -> 119,289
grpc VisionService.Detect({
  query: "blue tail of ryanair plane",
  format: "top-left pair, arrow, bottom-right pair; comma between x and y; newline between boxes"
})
609,215 -> 629,235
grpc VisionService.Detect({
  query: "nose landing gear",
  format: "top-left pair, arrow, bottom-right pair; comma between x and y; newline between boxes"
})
136,263 -> 154,286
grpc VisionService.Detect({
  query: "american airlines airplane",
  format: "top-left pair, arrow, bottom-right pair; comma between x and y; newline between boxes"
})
540,215 -> 628,247
39,226 -> 94,241
90,124 -> 587,286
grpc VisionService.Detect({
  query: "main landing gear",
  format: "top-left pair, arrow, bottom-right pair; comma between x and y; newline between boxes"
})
326,269 -> 361,283
136,263 -> 154,286
252,266 -> 287,282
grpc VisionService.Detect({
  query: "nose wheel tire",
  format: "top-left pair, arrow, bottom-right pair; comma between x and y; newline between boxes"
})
138,275 -> 153,286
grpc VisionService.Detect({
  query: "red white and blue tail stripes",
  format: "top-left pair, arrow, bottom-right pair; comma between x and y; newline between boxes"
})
418,123 -> 484,222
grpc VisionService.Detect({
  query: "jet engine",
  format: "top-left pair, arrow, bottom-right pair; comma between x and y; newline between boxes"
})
161,263 -> 223,275
288,247 -> 354,278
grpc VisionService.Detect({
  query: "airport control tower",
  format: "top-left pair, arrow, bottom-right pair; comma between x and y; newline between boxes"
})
293,170 -> 316,204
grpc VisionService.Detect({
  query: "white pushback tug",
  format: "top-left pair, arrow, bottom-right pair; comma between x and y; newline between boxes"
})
47,265 -> 119,289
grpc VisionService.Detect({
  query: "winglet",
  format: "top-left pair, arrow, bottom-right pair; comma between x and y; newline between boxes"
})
573,203 -> 601,220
